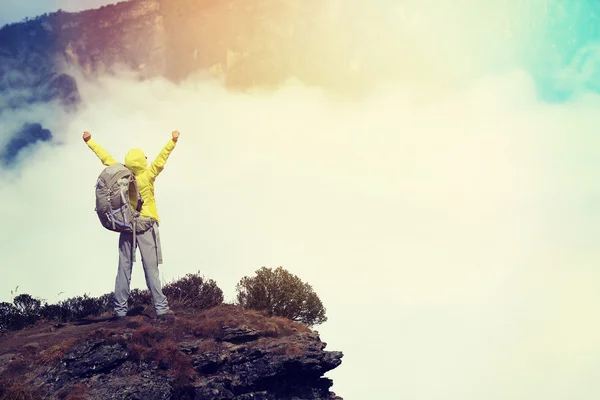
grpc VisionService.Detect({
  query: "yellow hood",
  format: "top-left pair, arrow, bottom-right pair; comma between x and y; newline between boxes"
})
124,148 -> 147,175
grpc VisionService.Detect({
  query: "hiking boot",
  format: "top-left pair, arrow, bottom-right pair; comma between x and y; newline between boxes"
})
114,314 -> 127,321
156,310 -> 175,321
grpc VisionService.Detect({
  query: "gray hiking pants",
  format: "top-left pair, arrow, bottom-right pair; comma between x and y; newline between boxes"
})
114,221 -> 169,316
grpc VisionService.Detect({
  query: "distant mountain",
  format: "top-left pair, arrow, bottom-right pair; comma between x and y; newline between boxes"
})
0,0 -> 367,110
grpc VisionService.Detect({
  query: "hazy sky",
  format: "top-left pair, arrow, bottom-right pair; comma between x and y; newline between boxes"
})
2,0 -> 600,399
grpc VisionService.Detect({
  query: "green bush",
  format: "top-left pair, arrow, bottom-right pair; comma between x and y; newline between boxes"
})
163,272 -> 224,309
235,266 -> 327,327
0,294 -> 46,331
0,272 -> 223,332
96,292 -> 115,313
39,303 -> 68,322
128,288 -> 152,309
13,294 -> 41,316
0,302 -> 24,332
56,294 -> 104,321
13,294 -> 41,327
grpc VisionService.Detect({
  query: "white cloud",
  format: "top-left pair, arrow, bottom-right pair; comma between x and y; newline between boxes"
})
1,0 -> 600,398
1,66 -> 600,399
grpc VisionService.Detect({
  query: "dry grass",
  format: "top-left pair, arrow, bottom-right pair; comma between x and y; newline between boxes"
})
131,324 -> 167,347
125,322 -> 196,386
38,304 -> 310,356
127,342 -> 152,362
197,339 -> 223,353
271,343 -> 304,357
37,338 -> 79,366
283,343 -> 304,356
126,323 -> 167,362
174,317 -> 222,339
172,304 -> 311,339
64,384 -> 87,400
270,316 -> 311,334
154,340 -> 196,386
0,379 -> 43,400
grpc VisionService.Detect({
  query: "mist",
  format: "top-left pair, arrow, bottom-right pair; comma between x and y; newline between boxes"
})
3,0 -> 600,398
1,67 -> 599,398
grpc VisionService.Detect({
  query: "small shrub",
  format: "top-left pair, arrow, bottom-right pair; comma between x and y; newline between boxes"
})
127,289 -> 151,309
57,294 -> 103,321
0,302 -> 25,332
0,294 -> 45,331
13,294 -> 41,316
0,271 -> 224,332
39,304 -> 68,323
96,292 -> 114,314
236,266 -> 327,327
37,293 -> 108,324
163,272 -> 224,310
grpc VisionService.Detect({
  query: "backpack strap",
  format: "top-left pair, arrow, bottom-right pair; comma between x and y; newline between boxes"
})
107,189 -> 116,230
127,174 -> 141,262
130,175 -> 144,212
132,219 -> 137,263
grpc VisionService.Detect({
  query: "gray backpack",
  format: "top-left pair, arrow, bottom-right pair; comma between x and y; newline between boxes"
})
94,164 -> 154,254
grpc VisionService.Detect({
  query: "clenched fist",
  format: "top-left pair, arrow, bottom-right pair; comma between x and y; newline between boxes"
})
83,131 -> 91,142
172,130 -> 180,142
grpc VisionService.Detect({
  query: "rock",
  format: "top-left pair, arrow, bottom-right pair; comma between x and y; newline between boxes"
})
192,352 -> 224,374
221,326 -> 261,343
37,321 -> 342,399
179,339 -> 206,355
188,331 -> 343,398
63,339 -> 129,377
0,309 -> 342,399
86,374 -> 173,400
193,379 -> 235,399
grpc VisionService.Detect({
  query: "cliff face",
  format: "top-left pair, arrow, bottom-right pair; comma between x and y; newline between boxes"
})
156,0 -> 349,88
0,0 -> 356,108
0,0 -> 166,108
58,0 -> 168,79
0,305 -> 343,399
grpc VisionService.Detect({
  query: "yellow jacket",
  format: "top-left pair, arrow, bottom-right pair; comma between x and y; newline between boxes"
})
87,138 -> 177,223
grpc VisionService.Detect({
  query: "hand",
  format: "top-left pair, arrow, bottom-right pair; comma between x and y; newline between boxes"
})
171,130 -> 180,142
83,131 -> 91,142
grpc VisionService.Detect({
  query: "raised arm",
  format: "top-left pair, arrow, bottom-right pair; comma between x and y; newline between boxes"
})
83,131 -> 118,166
148,131 -> 179,180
